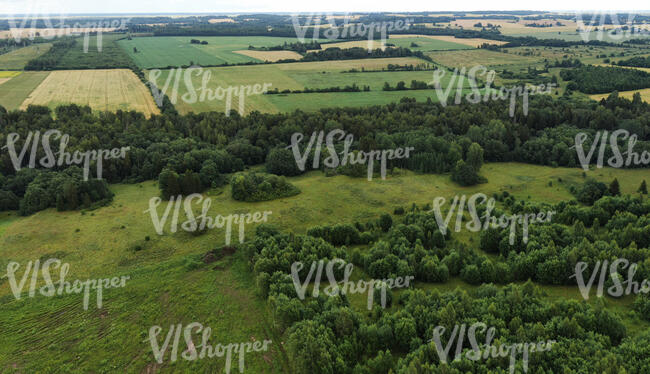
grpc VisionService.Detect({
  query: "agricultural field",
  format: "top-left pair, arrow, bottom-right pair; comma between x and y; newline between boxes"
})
0,71 -> 21,85
0,71 -> 49,110
0,43 -> 52,70
590,88 -> 650,103
118,36 -> 324,69
1,163 -> 648,372
428,48 -> 538,69
388,34 -> 508,47
233,50 -> 303,61
20,69 -> 160,116
146,57 -> 468,114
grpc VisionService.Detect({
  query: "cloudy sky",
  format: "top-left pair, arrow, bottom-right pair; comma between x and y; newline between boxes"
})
0,0 -> 647,15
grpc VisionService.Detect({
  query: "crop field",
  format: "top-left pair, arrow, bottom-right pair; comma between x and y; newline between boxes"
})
20,69 -> 160,116
145,57 -> 469,114
118,36 -> 322,68
1,162 -> 648,372
0,43 -> 52,70
0,71 -> 49,110
232,49 -> 303,61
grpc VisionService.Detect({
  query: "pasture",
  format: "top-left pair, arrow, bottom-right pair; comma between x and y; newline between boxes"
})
0,43 -> 52,70
145,57 -> 466,114
0,71 -> 49,110
20,69 -> 160,116
118,36 -> 321,69
1,163 -> 648,371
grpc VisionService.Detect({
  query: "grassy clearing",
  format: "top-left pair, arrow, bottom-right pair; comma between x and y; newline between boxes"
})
119,36 -> 320,69
20,69 -> 160,117
0,71 -> 49,110
0,163 -> 648,371
0,43 -> 52,70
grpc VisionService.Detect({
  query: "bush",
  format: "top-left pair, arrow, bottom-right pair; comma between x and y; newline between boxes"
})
231,172 -> 300,202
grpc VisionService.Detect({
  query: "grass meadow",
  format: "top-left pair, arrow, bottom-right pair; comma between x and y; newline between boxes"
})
0,43 -> 52,70
1,163 -> 649,371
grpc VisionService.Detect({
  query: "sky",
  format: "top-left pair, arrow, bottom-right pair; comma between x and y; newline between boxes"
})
0,0 -> 648,15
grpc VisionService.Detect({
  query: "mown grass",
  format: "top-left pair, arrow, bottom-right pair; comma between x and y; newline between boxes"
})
1,163 -> 648,371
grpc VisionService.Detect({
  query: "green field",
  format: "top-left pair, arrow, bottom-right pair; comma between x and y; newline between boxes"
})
387,36 -> 473,51
0,71 -> 49,110
118,36 -> 321,69
0,43 -> 52,70
1,162 -> 648,372
147,57 -> 472,114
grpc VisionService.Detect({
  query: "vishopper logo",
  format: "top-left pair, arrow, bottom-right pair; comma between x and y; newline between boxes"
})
144,193 -> 272,244
571,259 -> 650,300
572,130 -> 650,171
575,11 -> 649,42
147,322 -> 271,372
430,322 -> 555,373
288,129 -> 414,181
147,67 -> 272,116
291,259 -> 414,310
2,130 -> 130,181
8,3 -> 128,53
2,259 -> 130,310
430,193 -> 555,245
290,13 -> 413,51
429,65 -> 555,117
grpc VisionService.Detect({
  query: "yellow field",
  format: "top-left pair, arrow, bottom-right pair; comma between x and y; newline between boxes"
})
233,49 -> 303,61
20,69 -> 160,117
208,18 -> 236,23
388,34 -> 507,47
0,71 -> 21,78
596,64 -> 650,73
0,71 -> 20,86
310,40 -> 386,51
590,88 -> 650,102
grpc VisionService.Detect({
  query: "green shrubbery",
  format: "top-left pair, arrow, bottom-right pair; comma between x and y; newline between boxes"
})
231,172 -> 300,202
